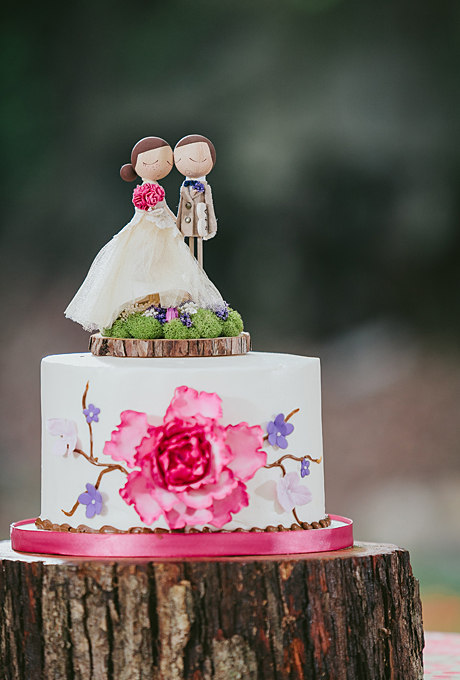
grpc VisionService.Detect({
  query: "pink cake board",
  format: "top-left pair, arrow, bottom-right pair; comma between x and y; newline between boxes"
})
10,515 -> 353,559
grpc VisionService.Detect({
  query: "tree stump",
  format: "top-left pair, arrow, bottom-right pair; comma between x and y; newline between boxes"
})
89,332 -> 251,358
0,540 -> 424,680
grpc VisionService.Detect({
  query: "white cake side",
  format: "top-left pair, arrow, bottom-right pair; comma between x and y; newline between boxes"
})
40,351 -> 326,531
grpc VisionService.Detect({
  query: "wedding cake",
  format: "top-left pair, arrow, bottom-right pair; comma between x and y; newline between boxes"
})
18,135 -> 350,556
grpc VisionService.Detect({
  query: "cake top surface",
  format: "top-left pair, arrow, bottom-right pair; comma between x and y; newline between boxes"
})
42,351 -> 320,370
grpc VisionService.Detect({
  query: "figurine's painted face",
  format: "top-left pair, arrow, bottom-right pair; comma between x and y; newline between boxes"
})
135,146 -> 173,181
174,142 -> 214,178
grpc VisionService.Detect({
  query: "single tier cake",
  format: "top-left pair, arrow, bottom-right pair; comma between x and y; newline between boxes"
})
37,351 -> 329,534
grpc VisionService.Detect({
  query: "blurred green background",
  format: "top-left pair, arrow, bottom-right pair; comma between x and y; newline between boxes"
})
1,0 -> 460,632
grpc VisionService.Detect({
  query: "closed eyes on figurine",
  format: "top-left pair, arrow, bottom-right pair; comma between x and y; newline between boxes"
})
189,157 -> 208,163
143,161 -> 159,167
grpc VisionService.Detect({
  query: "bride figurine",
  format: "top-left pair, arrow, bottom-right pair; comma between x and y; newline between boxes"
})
65,137 -> 224,332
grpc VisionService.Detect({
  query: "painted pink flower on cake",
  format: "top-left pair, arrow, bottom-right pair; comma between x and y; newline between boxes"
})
132,182 -> 165,211
103,386 -> 266,529
276,472 -> 312,512
46,418 -> 78,457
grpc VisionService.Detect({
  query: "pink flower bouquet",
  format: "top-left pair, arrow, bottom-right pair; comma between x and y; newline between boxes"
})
104,387 -> 266,529
132,182 -> 165,211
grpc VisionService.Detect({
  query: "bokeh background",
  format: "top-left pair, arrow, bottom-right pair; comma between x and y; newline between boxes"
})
1,0 -> 460,632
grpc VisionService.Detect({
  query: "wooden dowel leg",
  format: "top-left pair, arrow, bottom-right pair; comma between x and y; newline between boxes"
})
189,236 -> 195,258
197,237 -> 203,269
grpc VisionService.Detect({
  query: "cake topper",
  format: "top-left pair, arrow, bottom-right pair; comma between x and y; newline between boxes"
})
64,136 -> 224,334
174,135 -> 217,268
65,135 -> 247,352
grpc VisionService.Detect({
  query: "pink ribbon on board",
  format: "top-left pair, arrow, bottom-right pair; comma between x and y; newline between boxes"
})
10,516 -> 353,559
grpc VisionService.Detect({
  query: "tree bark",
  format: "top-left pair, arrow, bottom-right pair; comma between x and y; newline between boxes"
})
89,332 -> 251,358
0,540 -> 424,680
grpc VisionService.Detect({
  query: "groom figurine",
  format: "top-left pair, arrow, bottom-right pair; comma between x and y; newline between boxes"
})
174,134 -> 217,268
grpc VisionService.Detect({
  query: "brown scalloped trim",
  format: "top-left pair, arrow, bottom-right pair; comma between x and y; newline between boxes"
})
35,515 -> 332,534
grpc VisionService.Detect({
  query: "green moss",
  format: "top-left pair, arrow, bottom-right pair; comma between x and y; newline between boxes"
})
164,318 -> 190,339
186,325 -> 201,339
109,318 -> 132,338
221,309 -> 244,337
192,308 -> 223,338
126,313 -> 164,339
102,306 -> 244,341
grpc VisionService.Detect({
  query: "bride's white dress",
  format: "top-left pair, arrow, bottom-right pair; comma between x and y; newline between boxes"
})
65,198 -> 224,332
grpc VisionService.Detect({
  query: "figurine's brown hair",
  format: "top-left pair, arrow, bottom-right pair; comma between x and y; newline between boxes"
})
175,135 -> 216,166
120,137 -> 170,181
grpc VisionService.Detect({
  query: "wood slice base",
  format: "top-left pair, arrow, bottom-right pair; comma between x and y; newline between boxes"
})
89,331 -> 251,358
0,540 -> 424,680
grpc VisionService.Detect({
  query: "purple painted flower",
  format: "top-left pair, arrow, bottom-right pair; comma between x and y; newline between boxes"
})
276,472 -> 312,512
267,413 -> 294,449
78,483 -> 103,519
83,404 -> 100,423
301,458 -> 310,478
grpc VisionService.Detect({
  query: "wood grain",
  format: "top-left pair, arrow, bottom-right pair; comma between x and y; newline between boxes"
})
89,332 -> 251,358
0,540 -> 424,679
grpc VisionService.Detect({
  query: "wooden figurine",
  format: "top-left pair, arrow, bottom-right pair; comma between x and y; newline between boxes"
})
174,134 -> 217,268
65,136 -> 224,333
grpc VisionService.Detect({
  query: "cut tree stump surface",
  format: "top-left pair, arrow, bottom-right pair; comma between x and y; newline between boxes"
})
89,332 -> 251,358
0,540 -> 424,680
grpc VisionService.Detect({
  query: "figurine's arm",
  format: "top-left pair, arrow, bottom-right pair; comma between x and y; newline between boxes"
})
204,183 -> 217,240
176,186 -> 185,229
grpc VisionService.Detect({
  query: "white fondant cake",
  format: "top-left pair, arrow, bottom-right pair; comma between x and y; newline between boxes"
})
39,352 -> 327,532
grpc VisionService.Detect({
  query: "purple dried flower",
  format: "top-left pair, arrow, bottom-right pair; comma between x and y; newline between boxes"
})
267,413 -> 294,449
154,306 -> 167,325
78,483 -> 103,519
180,312 -> 192,327
215,302 -> 229,321
301,458 -> 310,478
83,404 -> 100,423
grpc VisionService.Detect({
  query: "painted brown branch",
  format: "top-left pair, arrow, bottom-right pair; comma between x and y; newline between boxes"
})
61,500 -> 80,518
274,453 -> 323,466
94,465 -> 126,490
285,407 -> 300,422
72,449 -> 128,477
292,507 -> 302,525
82,381 -> 89,411
263,407 -> 300,441
61,448 -> 128,517
263,453 -> 323,479
81,381 -> 96,461
264,460 -> 287,476
88,421 -> 94,460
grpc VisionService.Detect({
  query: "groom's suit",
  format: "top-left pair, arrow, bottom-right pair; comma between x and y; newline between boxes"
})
177,181 -> 217,240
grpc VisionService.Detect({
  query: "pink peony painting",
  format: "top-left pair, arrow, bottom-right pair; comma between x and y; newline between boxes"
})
103,386 -> 266,529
